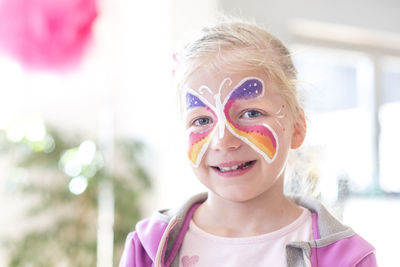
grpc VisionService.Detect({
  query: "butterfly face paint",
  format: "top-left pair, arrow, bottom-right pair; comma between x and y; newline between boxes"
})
185,77 -> 279,167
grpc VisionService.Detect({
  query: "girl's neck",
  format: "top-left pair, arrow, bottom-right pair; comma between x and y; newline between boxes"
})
192,179 -> 302,237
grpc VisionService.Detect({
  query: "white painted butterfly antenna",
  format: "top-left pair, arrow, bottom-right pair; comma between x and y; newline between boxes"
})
198,85 -> 213,95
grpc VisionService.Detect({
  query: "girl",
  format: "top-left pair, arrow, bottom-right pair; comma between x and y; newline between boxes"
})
119,20 -> 377,267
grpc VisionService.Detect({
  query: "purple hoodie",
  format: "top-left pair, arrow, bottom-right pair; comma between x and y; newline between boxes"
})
119,193 -> 377,267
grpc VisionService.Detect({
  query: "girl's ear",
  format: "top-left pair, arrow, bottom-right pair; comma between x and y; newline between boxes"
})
291,109 -> 307,149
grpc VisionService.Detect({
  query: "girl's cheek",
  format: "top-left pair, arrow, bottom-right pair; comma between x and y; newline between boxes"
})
186,120 -> 218,167
187,130 -> 204,167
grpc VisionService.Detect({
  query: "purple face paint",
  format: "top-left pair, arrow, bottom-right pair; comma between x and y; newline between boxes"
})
186,93 -> 206,109
226,79 -> 263,101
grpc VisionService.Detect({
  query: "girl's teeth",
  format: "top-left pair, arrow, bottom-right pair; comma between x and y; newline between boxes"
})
218,162 -> 248,172
219,165 -> 238,172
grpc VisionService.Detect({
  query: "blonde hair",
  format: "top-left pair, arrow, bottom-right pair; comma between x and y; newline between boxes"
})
175,18 -> 302,118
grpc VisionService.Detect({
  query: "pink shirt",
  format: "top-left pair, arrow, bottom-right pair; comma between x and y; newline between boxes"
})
178,208 -> 313,267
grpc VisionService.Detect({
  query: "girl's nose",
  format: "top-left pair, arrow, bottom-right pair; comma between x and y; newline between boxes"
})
210,126 -> 241,151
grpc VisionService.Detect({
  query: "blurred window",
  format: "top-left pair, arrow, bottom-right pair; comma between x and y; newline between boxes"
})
379,59 -> 400,192
293,46 -> 400,197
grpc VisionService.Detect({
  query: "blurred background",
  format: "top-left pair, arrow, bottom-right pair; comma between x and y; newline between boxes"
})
0,0 -> 399,266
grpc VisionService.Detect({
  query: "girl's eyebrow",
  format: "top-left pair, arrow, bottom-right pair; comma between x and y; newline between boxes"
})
228,97 -> 271,106
185,106 -> 213,117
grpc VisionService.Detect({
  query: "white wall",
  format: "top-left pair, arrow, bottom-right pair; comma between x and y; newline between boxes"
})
218,0 -> 400,42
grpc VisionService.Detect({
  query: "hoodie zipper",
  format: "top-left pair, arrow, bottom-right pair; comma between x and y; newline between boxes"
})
154,216 -> 179,267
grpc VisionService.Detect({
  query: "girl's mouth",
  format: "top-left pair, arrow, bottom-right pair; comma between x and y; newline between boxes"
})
211,160 -> 256,177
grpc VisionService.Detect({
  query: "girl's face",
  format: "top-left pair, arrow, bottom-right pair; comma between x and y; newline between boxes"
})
183,66 -> 305,203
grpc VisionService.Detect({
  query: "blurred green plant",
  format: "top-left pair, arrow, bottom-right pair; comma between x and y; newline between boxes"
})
0,118 -> 151,267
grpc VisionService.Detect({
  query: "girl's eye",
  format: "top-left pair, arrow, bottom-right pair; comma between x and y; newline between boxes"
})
242,110 -> 262,119
193,117 -> 212,126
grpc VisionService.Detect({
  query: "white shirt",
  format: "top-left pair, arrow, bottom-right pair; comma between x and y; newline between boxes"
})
178,208 -> 313,267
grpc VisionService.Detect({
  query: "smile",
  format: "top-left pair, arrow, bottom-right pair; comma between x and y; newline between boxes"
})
211,160 -> 256,176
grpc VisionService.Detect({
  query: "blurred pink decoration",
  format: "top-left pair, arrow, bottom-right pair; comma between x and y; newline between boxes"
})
0,0 -> 97,70
172,52 -> 182,77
